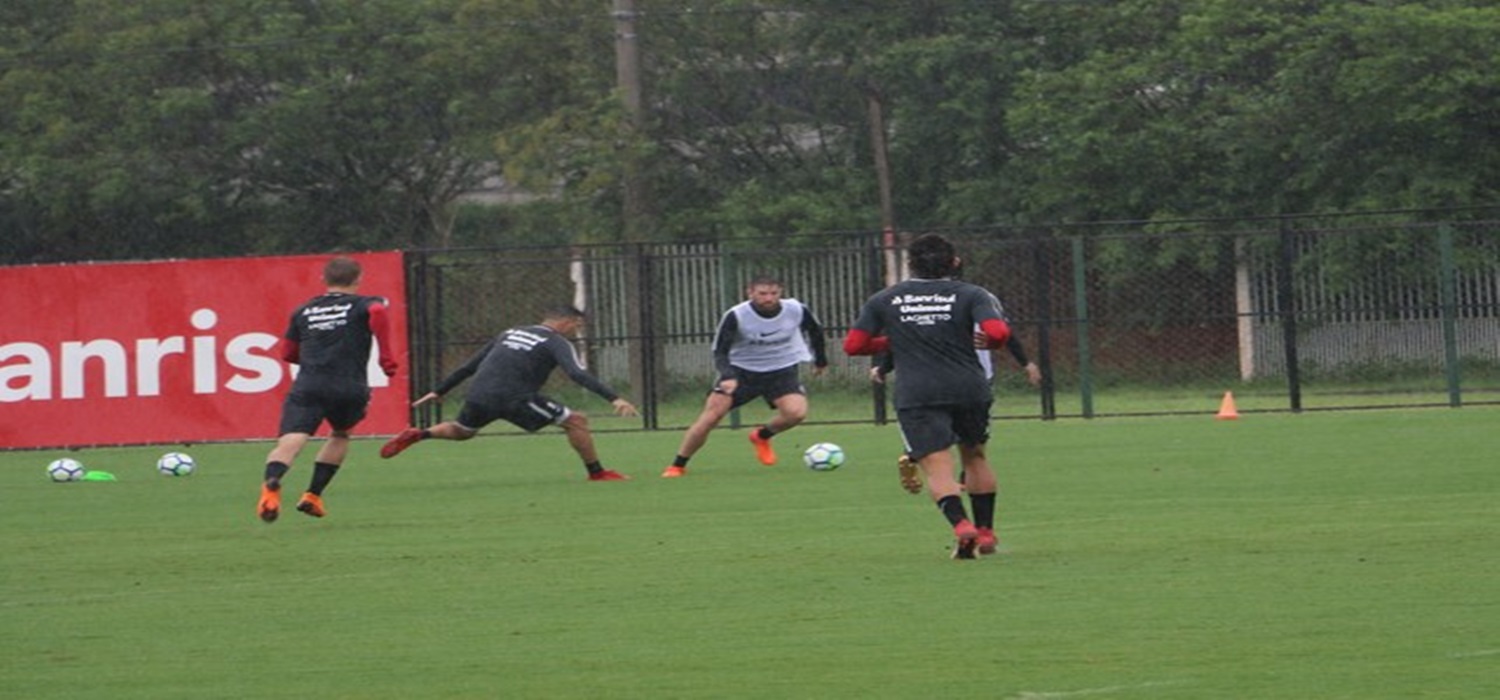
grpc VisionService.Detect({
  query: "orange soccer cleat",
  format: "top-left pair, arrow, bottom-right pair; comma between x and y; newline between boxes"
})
748,429 -> 776,466
257,479 -> 282,523
296,492 -> 326,518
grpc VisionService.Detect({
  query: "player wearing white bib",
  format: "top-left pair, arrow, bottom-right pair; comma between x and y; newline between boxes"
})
662,276 -> 829,477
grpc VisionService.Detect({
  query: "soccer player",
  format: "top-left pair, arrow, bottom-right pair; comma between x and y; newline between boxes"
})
872,328 -> 1041,494
844,233 -> 1012,559
379,305 -> 638,481
660,276 -> 829,477
259,256 -> 398,523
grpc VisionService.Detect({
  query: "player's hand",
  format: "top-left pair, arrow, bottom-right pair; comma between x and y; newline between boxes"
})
611,398 -> 640,417
868,366 -> 886,384
411,391 -> 441,407
379,357 -> 398,377
714,378 -> 739,396
811,364 -> 827,378
1024,362 -> 1042,387
972,331 -> 989,349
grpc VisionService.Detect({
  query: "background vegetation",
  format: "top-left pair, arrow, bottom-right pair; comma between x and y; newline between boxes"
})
3,0 -> 1496,264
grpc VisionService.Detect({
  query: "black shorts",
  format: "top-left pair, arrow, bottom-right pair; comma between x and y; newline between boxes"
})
278,382 -> 370,435
896,402 -> 992,460
723,366 -> 806,409
456,394 -> 569,433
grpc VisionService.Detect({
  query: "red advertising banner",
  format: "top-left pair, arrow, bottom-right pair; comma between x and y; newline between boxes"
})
0,252 -> 409,449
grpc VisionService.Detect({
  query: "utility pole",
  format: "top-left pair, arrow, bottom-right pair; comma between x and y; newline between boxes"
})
612,0 -> 658,425
613,0 -> 646,240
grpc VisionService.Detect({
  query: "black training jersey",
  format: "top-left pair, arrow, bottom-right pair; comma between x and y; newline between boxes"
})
435,324 -> 619,404
851,278 -> 1005,408
284,292 -> 384,385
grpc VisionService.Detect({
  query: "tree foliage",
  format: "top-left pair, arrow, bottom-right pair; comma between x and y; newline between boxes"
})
2,0 -> 1496,264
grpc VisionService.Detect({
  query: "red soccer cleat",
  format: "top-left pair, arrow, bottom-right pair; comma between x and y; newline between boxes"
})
660,465 -> 687,478
380,427 -> 424,459
588,469 -> 630,481
951,520 -> 979,560
977,527 -> 998,555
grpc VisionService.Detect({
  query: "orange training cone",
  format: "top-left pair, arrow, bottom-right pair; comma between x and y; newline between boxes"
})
1216,391 -> 1240,420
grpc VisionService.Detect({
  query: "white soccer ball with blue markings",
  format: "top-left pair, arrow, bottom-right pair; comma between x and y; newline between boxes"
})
803,442 -> 846,471
47,458 -> 86,482
157,452 -> 196,477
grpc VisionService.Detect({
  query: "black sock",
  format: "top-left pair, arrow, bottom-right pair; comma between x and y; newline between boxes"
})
585,461 -> 604,475
756,426 -> 775,440
307,462 -> 340,496
937,495 -> 970,527
264,461 -> 290,485
672,455 -> 690,468
969,492 -> 996,530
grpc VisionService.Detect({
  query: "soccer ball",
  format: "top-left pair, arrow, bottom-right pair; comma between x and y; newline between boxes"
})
157,452 -> 196,477
47,458 -> 86,482
803,442 -> 846,471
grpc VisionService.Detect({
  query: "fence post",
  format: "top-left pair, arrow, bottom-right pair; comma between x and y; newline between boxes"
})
1438,225 -> 1462,407
1277,222 -> 1303,412
1032,237 -> 1056,420
1071,236 -> 1094,418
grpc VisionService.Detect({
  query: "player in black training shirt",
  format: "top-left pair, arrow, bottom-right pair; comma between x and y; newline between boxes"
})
379,305 -> 639,481
258,257 -> 398,523
845,234 -> 1012,559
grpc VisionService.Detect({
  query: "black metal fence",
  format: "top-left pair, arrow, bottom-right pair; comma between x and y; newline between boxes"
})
404,215 -> 1500,430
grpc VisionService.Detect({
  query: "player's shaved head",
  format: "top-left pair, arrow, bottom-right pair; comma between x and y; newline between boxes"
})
324,257 -> 362,287
542,304 -> 586,321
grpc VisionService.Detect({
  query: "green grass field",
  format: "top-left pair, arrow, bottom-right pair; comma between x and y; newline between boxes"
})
3,409 -> 1498,699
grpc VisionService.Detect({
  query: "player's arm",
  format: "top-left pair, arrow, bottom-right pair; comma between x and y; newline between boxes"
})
800,306 -> 829,373
710,310 -> 739,381
551,336 -> 623,403
278,315 -> 301,364
974,291 -> 1012,349
367,300 -> 398,377
424,339 -> 492,400
842,303 -> 889,356
1004,332 -> 1042,386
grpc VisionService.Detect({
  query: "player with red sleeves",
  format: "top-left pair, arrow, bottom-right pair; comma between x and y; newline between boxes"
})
257,256 -> 398,523
844,233 -> 1012,559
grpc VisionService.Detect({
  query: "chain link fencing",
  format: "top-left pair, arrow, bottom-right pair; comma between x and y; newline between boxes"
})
404,214 -> 1500,431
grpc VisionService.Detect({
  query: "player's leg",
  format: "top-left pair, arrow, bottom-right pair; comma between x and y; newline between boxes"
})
294,430 -> 348,518
555,409 -> 629,481
298,394 -> 369,518
260,431 -> 309,523
380,402 -> 485,458
662,390 -> 733,476
262,389 -> 323,522
953,403 -> 998,554
747,370 -> 806,466
899,407 -> 978,559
